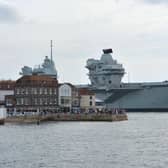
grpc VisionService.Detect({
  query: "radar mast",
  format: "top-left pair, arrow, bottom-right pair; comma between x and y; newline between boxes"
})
50,40 -> 53,62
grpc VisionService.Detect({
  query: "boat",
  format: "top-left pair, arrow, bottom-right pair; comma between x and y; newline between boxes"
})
85,49 -> 168,112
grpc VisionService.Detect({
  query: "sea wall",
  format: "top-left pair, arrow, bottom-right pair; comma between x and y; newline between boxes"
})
6,113 -> 128,123
44,113 -> 128,122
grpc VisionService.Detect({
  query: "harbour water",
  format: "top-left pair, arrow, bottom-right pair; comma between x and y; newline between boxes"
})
0,113 -> 168,168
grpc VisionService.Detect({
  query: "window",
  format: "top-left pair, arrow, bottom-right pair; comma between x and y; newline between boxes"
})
73,100 -> 79,106
64,99 -> 70,104
61,99 -> 64,104
16,98 -> 20,105
44,88 -> 47,95
44,98 -> 47,105
34,88 -> 37,95
39,98 -> 42,105
109,80 -> 112,84
49,99 -> 52,105
49,88 -> 52,95
21,88 -> 25,94
25,88 -> 28,95
54,89 -> 57,95
39,88 -> 43,94
25,98 -> 28,105
90,96 -> 92,100
21,98 -> 24,105
90,101 -> 92,106
54,98 -> 57,104
16,88 -> 20,95
34,98 -> 38,105
31,88 -> 33,94
60,98 -> 70,105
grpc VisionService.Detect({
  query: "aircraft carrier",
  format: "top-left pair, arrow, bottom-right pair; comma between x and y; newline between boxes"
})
86,49 -> 168,112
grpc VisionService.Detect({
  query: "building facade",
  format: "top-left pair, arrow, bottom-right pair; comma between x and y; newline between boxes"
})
79,88 -> 96,111
15,75 -> 58,114
58,83 -> 80,112
0,80 -> 15,105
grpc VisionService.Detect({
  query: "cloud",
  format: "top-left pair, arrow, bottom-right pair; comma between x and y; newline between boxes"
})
143,0 -> 168,4
0,3 -> 20,23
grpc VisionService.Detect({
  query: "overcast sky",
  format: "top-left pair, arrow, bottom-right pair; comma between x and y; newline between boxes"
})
0,0 -> 168,84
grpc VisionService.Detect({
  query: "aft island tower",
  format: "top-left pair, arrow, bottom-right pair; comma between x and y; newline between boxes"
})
86,49 -> 125,90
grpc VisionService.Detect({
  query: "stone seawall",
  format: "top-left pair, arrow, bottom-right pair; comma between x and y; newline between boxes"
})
0,119 -> 5,125
6,113 -> 128,123
45,113 -> 128,122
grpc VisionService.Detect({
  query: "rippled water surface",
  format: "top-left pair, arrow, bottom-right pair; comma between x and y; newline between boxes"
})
1,113 -> 168,168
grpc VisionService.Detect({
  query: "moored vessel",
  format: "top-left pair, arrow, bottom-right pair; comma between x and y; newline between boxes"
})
85,49 -> 168,112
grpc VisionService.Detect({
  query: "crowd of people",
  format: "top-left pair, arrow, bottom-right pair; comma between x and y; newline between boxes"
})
6,107 -> 126,117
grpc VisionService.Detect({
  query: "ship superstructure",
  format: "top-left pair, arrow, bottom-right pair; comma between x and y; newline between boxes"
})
20,40 -> 57,79
86,49 -> 125,90
86,49 -> 168,111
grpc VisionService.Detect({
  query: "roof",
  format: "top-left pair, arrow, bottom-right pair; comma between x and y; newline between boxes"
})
0,80 -> 15,90
16,75 -> 58,86
58,82 -> 76,88
79,88 -> 95,96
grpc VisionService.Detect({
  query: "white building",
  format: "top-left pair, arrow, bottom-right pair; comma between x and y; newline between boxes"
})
58,83 -> 79,112
79,88 -> 96,111
0,81 -> 15,105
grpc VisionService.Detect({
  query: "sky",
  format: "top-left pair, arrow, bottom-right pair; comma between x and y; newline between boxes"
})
0,0 -> 168,84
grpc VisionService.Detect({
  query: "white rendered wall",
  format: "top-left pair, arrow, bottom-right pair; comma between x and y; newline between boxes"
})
80,95 -> 95,109
0,107 -> 6,119
58,84 -> 72,106
0,90 -> 14,101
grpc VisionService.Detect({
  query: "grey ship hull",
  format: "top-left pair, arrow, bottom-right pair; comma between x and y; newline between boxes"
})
92,82 -> 168,112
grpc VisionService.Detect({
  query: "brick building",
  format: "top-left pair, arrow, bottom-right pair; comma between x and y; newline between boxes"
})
15,75 -> 58,113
